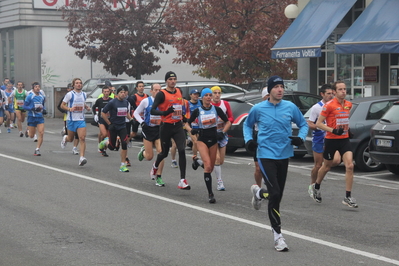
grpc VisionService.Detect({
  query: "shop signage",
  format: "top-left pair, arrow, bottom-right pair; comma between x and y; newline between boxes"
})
32,0 -> 136,10
272,48 -> 321,59
364,66 -> 378,82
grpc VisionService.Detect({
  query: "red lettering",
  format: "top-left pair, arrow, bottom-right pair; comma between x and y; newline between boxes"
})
43,0 -> 57,6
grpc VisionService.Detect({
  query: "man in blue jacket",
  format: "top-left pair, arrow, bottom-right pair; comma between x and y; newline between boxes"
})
243,76 -> 308,252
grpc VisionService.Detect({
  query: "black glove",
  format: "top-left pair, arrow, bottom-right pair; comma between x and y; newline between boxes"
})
34,106 -> 42,112
289,136 -> 303,146
5,104 -> 9,110
191,129 -> 199,135
245,140 -> 258,153
108,123 -> 115,131
348,129 -> 354,139
164,105 -> 175,115
332,128 -> 344,136
42,109 -> 47,115
217,131 -> 225,141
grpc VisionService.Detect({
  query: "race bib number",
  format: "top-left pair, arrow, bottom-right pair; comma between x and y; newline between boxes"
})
200,114 -> 217,129
172,104 -> 182,120
117,107 -> 128,117
73,103 -> 84,112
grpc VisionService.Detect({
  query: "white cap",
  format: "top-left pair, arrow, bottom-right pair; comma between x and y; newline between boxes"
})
261,87 -> 269,99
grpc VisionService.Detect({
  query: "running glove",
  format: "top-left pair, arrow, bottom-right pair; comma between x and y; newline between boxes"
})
245,140 -> 258,152
191,129 -> 199,135
164,106 -> 175,115
332,128 -> 344,135
289,136 -> 303,146
217,132 -> 225,141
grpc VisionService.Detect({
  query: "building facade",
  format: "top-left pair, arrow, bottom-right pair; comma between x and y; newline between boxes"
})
273,0 -> 399,98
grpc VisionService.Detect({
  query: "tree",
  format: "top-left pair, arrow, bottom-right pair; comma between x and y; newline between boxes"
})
62,0 -> 172,79
165,0 -> 297,84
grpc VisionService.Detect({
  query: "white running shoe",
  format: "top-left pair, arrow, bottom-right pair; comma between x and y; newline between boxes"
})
251,184 -> 261,210
79,157 -> 87,166
177,179 -> 191,190
33,134 -> 38,142
72,147 -> 79,155
275,237 -> 289,252
150,164 -> 158,180
61,135 -> 67,149
217,181 -> 225,191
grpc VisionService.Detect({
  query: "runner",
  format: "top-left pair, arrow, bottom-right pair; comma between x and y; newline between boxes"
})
186,88 -> 230,203
60,78 -> 91,166
134,83 -> 165,185
13,81 -> 28,137
23,82 -> 46,156
92,85 -> 112,157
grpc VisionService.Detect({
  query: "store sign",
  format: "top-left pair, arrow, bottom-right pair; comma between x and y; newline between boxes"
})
32,0 -> 136,10
271,48 -> 321,59
364,66 -> 378,82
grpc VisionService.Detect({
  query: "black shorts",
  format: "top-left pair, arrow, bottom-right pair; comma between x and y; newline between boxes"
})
198,136 -> 218,148
323,138 -> 351,160
132,120 -> 140,132
142,126 -> 160,142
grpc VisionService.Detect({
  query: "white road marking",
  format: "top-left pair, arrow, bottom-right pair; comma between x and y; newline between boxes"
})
1,152 -> 399,265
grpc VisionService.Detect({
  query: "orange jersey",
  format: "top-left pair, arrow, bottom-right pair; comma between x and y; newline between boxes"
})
159,89 -> 185,123
320,97 -> 352,139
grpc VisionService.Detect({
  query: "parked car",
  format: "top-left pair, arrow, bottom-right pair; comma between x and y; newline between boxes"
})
82,78 -> 126,95
85,79 -> 164,125
304,95 -> 399,172
369,101 -> 399,175
225,91 -> 321,155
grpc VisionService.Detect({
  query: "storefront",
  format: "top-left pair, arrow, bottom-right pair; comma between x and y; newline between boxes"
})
271,0 -> 399,97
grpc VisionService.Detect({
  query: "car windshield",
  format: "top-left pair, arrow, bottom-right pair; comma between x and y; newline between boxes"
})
88,86 -> 104,98
380,104 -> 399,123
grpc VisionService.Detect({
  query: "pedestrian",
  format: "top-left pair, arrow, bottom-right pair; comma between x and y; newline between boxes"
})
23,82 -> 46,156
311,80 -> 358,208
307,84 -> 341,197
186,88 -> 231,203
99,86 -> 134,172
150,71 -> 191,189
60,78 -> 91,166
134,83 -> 166,185
244,76 -> 308,251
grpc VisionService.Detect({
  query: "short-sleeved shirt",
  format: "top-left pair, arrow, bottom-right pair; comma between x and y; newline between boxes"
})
63,90 -> 87,121
320,97 -> 352,139
102,98 -> 130,129
308,101 -> 325,144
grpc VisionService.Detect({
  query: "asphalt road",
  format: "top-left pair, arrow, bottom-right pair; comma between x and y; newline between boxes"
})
0,118 -> 398,266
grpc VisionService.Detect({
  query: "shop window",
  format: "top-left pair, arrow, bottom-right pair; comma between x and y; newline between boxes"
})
390,54 -> 399,95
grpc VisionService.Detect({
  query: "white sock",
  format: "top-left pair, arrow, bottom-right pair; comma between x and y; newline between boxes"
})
197,159 -> 203,166
121,162 -> 125,166
273,229 -> 283,241
213,165 -> 222,182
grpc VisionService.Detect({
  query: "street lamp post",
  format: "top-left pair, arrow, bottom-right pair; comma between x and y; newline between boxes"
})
284,4 -> 299,21
86,46 -> 96,79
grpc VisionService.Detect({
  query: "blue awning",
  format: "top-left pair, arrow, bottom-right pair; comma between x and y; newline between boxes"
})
271,0 -> 356,59
335,0 -> 399,54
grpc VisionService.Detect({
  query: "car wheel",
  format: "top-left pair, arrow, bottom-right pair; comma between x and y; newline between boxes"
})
354,141 -> 385,172
226,146 -> 238,154
386,164 -> 399,175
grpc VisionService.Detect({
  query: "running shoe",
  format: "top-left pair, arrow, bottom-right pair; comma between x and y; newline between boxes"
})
150,164 -> 158,180
98,138 -> 108,150
119,165 -> 129,172
101,150 -> 109,157
275,237 -> 289,252
61,135 -> 67,149
19,131 -> 23,137
7,128 -> 10,133
25,129 -> 29,137
125,157 -> 131,166
34,149 -> 41,156
171,160 -> 178,168
72,147 -> 79,155
33,134 -> 38,142
192,156 -> 200,170
208,193 -> 216,204
79,157 -> 87,166
251,184 -> 261,210
177,179 -> 191,190
312,184 -> 322,203
155,177 -> 165,187
137,146 -> 145,161
342,197 -> 358,208
217,181 -> 225,191
308,184 -> 314,198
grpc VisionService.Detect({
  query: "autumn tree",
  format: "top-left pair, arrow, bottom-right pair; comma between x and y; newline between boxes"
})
165,0 -> 297,84
62,0 -> 172,79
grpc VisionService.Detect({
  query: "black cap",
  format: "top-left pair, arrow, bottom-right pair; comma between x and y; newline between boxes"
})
165,71 -> 177,81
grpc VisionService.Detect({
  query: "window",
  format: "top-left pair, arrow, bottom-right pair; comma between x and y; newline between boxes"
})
390,54 -> 399,95
366,101 -> 396,120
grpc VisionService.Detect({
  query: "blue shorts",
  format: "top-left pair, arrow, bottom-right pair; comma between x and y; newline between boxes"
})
217,132 -> 229,148
312,142 -> 324,153
67,120 -> 86,132
27,116 -> 44,127
0,108 -> 3,117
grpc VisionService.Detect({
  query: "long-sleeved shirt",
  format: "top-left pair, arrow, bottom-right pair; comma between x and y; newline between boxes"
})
243,99 -> 308,159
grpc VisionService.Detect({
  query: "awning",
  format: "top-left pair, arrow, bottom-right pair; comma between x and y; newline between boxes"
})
271,0 -> 356,59
335,0 -> 399,54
